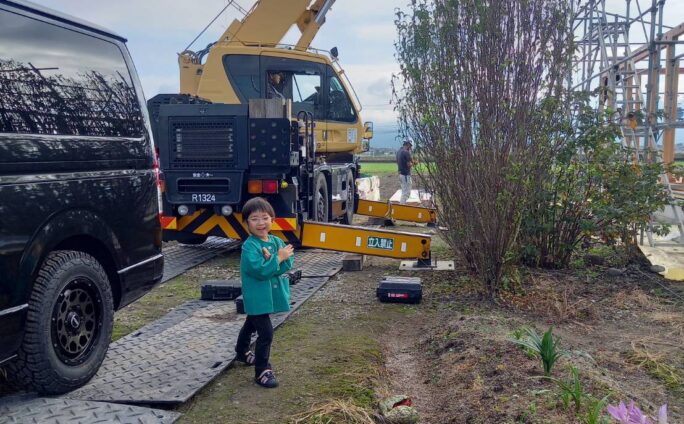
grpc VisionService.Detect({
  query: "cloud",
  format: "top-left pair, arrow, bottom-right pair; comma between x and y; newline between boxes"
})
34,0 -> 241,38
353,23 -> 398,44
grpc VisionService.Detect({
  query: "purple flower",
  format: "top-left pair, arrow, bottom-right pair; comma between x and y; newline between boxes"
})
607,400 -> 668,424
608,401 -> 631,423
658,405 -> 668,424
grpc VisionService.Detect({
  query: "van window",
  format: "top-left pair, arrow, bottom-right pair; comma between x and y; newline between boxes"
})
0,9 -> 143,137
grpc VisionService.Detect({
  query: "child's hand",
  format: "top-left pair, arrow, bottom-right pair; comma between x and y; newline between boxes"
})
262,247 -> 271,260
277,244 -> 294,263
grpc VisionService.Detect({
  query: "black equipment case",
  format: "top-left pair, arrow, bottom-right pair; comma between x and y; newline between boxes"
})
201,279 -> 242,301
376,276 -> 422,304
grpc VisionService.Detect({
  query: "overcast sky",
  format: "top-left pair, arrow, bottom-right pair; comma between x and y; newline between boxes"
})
27,0 -> 684,147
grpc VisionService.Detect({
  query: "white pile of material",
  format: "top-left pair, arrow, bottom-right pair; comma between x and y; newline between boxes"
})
389,189 -> 433,207
355,176 -> 380,201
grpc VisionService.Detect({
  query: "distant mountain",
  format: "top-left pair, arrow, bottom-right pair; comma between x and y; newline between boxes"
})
368,125 -> 684,150
368,123 -> 400,149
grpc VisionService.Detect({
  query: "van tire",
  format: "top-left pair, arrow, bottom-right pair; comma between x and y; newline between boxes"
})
313,173 -> 329,222
7,251 -> 113,395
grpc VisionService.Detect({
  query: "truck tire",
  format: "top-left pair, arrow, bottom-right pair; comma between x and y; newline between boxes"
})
7,251 -> 113,395
313,173 -> 329,222
341,169 -> 355,225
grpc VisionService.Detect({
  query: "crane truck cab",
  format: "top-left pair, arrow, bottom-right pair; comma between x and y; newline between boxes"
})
148,0 -> 383,247
179,45 -> 373,159
148,0 -> 434,261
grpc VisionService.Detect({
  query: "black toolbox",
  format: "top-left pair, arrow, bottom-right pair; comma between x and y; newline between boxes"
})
201,279 -> 242,301
235,295 -> 245,314
376,276 -> 422,304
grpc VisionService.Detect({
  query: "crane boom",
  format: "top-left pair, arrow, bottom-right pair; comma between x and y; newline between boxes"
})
218,0 -> 336,50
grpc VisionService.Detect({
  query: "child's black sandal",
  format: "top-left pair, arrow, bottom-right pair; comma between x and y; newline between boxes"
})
236,350 -> 256,366
255,369 -> 278,388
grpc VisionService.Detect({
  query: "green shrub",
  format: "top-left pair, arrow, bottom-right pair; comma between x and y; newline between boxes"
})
509,327 -> 565,376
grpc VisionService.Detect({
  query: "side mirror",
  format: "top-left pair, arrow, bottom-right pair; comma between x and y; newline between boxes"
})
363,121 -> 374,140
331,47 -> 339,59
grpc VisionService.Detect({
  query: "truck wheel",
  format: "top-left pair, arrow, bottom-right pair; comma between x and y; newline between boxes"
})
341,169 -> 355,225
7,251 -> 113,395
314,173 -> 329,222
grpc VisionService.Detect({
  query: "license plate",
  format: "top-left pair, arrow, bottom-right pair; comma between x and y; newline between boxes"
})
191,193 -> 216,203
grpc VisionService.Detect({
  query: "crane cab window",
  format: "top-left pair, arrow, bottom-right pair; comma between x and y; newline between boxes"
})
266,70 -> 322,119
327,74 -> 356,123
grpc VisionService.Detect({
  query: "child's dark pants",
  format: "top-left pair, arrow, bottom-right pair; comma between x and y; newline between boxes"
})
235,313 -> 273,377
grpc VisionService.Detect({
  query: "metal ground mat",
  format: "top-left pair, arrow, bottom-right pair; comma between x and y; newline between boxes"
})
161,237 -> 241,283
64,250 -> 342,404
0,395 -> 180,424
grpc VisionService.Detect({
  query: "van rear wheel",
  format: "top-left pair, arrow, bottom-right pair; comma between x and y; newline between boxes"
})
7,251 -> 113,395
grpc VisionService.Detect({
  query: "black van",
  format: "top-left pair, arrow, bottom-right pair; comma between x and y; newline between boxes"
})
0,0 -> 163,394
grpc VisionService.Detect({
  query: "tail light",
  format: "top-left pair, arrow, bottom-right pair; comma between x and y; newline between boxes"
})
153,147 -> 164,222
262,180 -> 278,194
247,180 -> 279,194
248,180 -> 262,194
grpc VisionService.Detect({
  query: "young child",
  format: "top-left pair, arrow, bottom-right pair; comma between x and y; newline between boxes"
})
234,197 -> 294,388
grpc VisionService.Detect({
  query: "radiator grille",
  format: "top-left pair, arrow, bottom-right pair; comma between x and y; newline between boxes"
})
169,119 -> 236,169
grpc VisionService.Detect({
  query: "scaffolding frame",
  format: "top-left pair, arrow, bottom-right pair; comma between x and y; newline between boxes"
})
573,0 -> 684,244
573,0 -> 684,166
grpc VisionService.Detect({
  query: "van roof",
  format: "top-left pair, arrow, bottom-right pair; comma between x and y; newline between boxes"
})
2,0 -> 127,42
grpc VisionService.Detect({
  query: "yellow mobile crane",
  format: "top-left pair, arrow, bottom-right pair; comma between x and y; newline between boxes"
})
148,0 -> 437,262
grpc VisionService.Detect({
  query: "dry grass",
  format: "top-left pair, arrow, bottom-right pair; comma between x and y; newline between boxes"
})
504,274 -> 597,323
649,311 -> 684,338
290,399 -> 377,424
550,287 -> 597,323
627,341 -> 684,390
612,289 -> 661,310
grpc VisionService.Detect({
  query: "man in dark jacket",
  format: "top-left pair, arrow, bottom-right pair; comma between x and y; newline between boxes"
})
396,140 -> 414,204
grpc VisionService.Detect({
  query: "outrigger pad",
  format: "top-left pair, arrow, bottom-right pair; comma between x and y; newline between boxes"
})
399,260 -> 455,271
342,254 -> 364,271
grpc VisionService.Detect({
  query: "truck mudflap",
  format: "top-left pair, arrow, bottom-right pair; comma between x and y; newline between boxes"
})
355,199 -> 438,225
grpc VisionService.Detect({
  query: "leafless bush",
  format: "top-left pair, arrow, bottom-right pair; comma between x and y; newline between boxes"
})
393,0 -> 574,299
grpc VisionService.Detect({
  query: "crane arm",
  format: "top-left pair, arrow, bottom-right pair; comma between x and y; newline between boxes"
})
219,0 -> 336,50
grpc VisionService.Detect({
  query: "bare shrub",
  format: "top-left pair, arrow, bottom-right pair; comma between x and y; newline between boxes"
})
393,0 -> 574,299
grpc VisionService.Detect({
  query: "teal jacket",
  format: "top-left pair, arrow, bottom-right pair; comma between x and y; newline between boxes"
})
240,234 -> 294,316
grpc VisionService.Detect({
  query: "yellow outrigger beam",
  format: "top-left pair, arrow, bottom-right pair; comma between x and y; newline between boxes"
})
300,221 -> 431,260
162,209 -> 432,261
356,199 -> 438,225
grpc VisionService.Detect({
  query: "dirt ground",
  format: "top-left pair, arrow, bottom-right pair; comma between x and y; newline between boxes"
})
175,173 -> 684,423
2,171 -> 682,423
